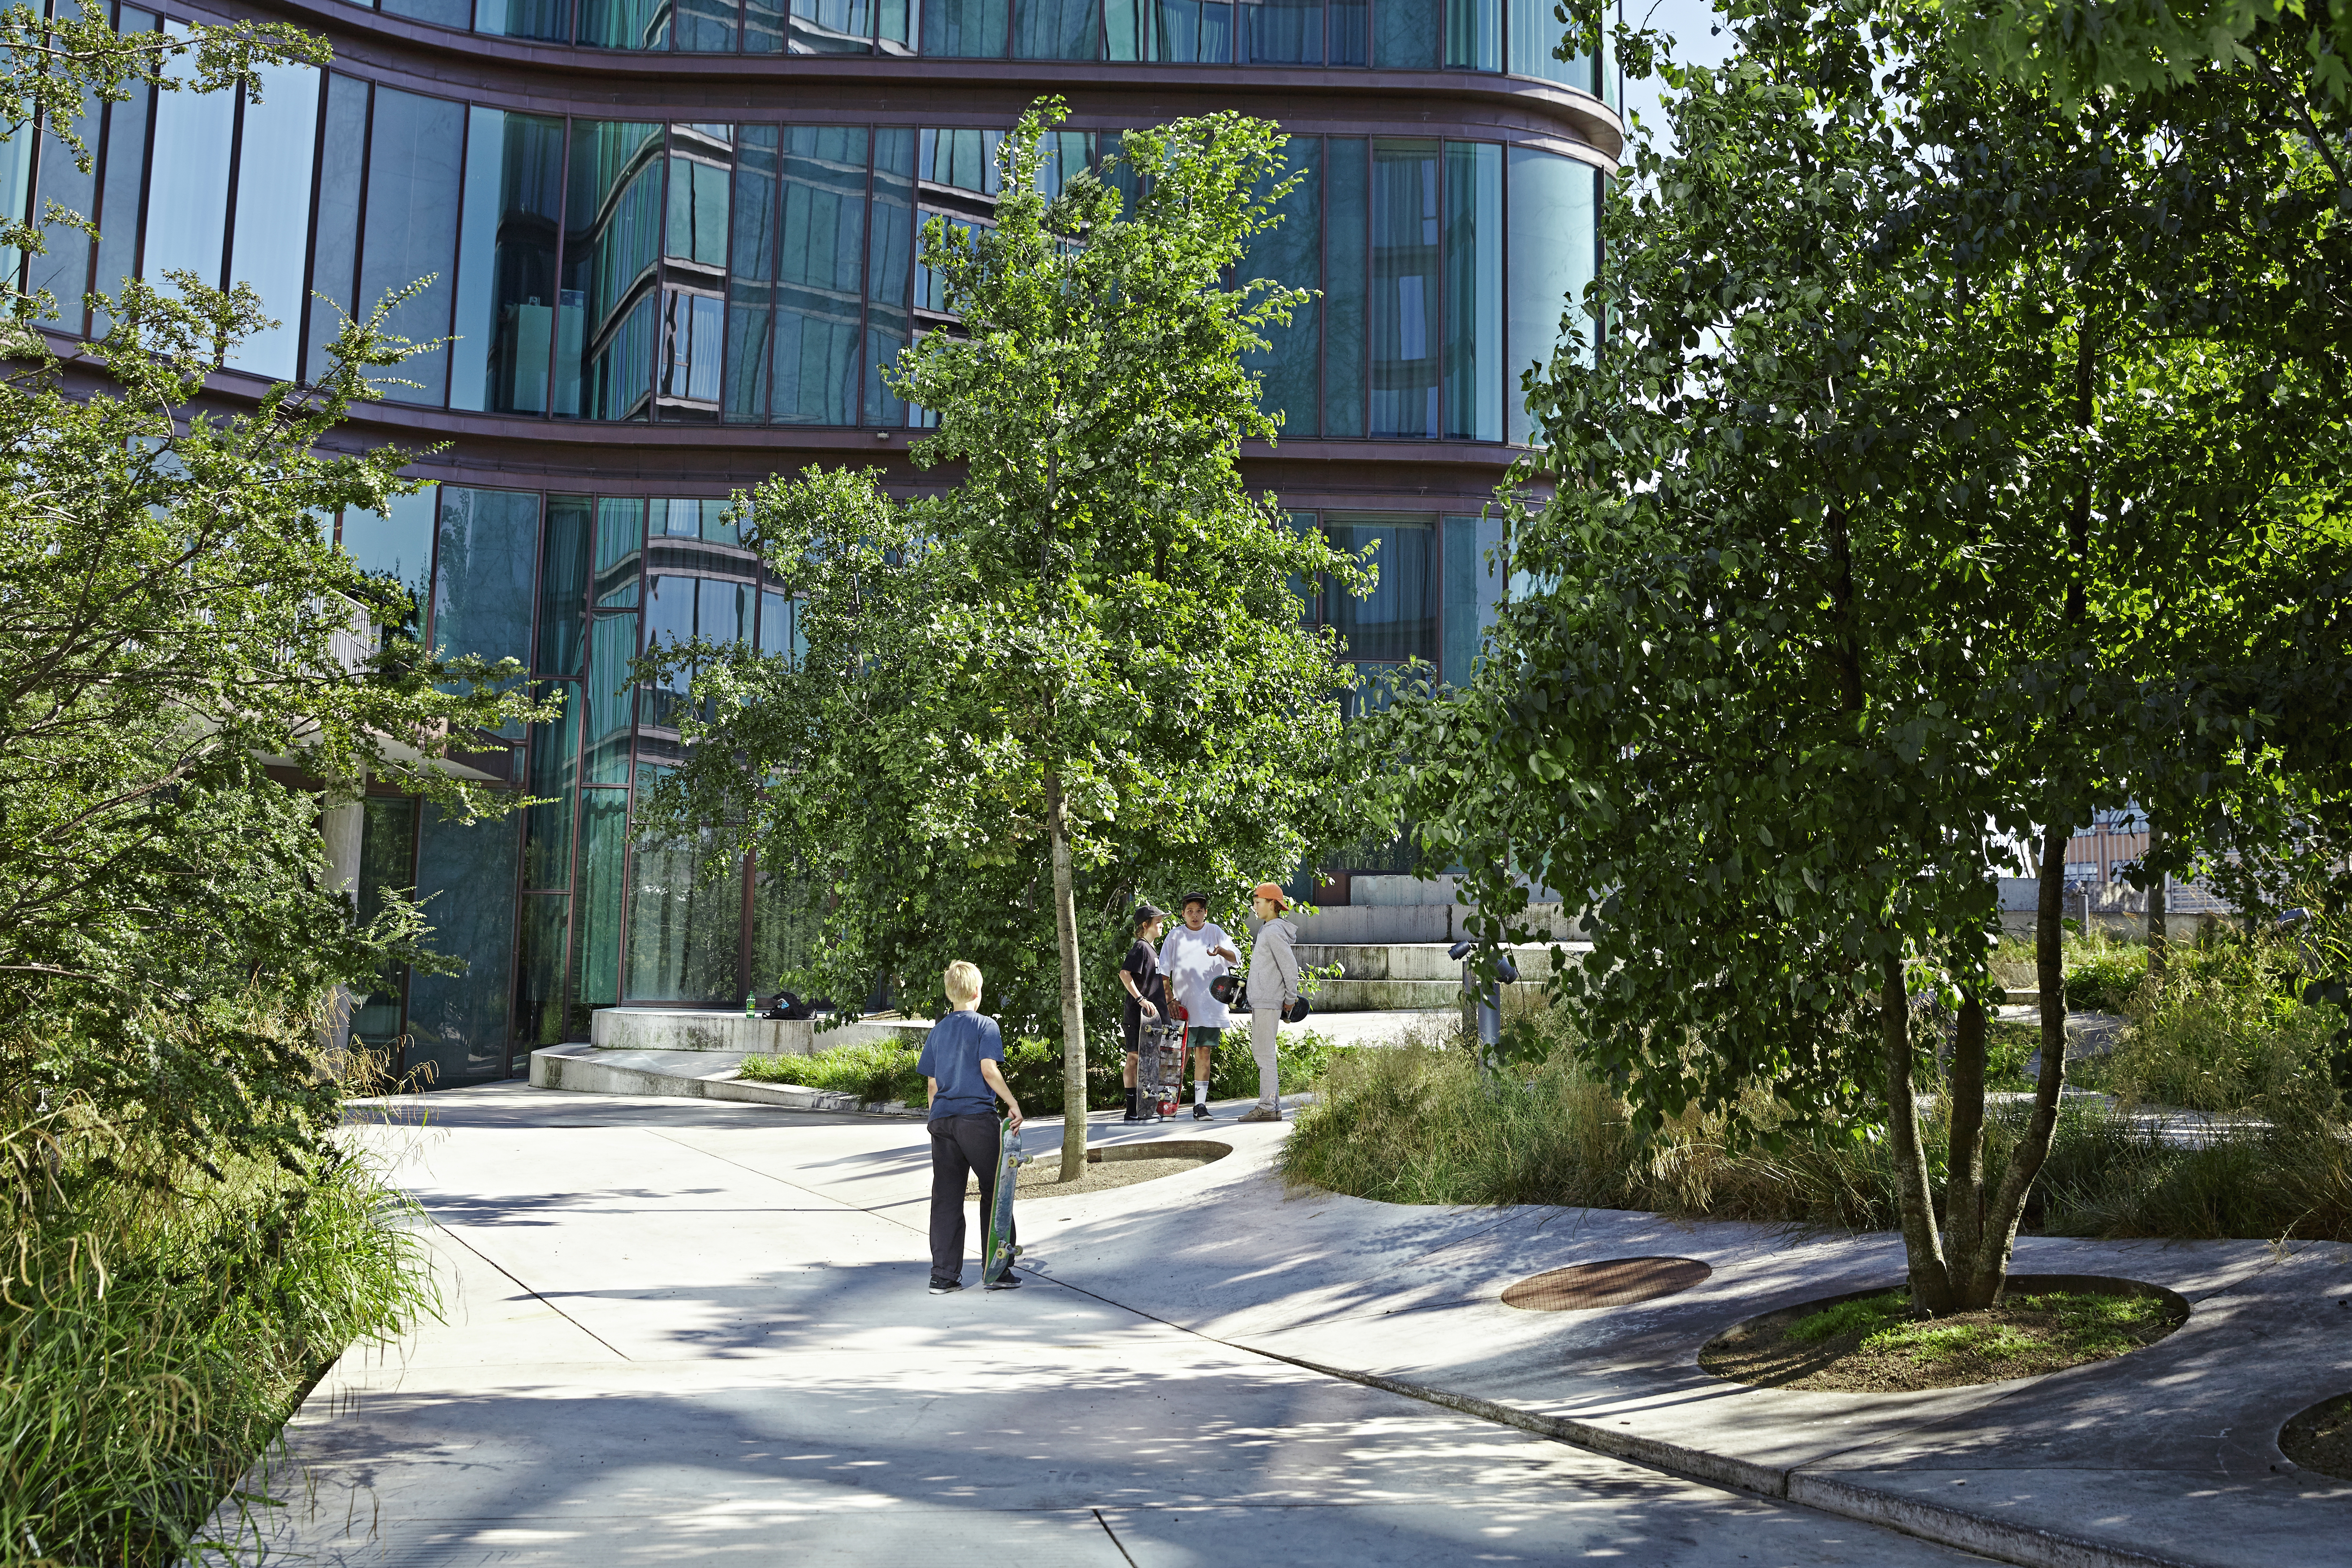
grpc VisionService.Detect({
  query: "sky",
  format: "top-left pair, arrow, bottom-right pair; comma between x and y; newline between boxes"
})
1616,0 -> 1740,163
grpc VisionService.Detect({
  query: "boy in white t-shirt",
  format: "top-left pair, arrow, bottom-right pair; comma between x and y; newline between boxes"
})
1158,892 -> 1240,1120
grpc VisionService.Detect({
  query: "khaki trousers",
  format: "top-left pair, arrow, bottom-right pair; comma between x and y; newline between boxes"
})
1249,1007 -> 1281,1108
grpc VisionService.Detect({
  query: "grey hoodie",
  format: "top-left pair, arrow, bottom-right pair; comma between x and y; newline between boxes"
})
1245,916 -> 1301,1010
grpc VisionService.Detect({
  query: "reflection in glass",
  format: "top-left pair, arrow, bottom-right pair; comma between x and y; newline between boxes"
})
538,494 -> 594,676
1442,140 -> 1500,441
594,496 -> 646,607
677,0 -> 740,48
1014,0 -> 1097,57
659,289 -> 726,411
1242,137 -> 1319,436
1506,147 -> 1597,443
772,126 -> 867,424
751,863 -> 818,993
361,85 -> 466,405
515,891 -> 572,1049
1323,137 -> 1366,436
585,614 -> 639,782
1372,0 -> 1436,65
353,796 -> 418,1047
726,125 -> 779,422
791,0 -> 872,51
226,64 -> 319,379
625,831 -> 743,1002
453,108 -> 566,413
342,489 -> 438,642
667,147 -> 733,266
1327,0 -> 1365,61
746,0 -> 788,48
142,30 -> 234,297
31,87 -> 98,334
408,803 -> 520,1083
381,0 -> 471,27
303,73 -> 368,381
1239,0 -> 1319,62
477,0 -> 575,40
864,128 -> 915,425
561,120 -> 665,417
877,0 -> 917,51
1369,139 -> 1440,439
523,697 -> 580,888
574,789 -> 627,1007
90,9 -> 157,336
1440,511 -> 1504,684
1505,0 -> 1583,82
1322,514 -> 1436,662
433,487 -> 542,666
921,0 -> 1007,55
579,0 -> 672,48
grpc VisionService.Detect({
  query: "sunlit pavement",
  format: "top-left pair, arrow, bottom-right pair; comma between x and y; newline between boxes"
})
200,1084 -> 2001,1566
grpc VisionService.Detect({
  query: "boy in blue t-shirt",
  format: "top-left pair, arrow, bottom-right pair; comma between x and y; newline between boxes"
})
916,959 -> 1026,1295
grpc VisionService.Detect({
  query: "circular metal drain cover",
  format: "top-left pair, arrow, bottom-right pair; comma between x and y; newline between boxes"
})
1502,1256 -> 1712,1311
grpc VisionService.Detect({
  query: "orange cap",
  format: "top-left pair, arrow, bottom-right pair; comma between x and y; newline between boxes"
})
1252,881 -> 1290,910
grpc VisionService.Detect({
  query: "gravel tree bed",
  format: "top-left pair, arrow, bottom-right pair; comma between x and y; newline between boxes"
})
2282,1393 -> 2352,1481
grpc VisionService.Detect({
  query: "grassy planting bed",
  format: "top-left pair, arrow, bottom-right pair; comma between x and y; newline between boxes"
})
1699,1281 -> 2185,1392
742,1026 -> 1345,1113
2282,1393 -> 2352,1482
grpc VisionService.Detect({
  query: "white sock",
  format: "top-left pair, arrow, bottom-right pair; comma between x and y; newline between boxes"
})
1194,1080 -> 1208,1105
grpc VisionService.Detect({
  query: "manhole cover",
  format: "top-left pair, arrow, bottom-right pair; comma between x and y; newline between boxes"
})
1502,1256 -> 1712,1311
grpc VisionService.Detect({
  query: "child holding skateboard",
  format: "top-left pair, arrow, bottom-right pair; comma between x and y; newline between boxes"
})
1159,892 -> 1240,1119
919,960 -> 1025,1295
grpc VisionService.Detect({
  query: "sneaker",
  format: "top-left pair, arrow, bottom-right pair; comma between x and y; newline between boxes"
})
1192,1101 -> 1214,1120
1237,1105 -> 1283,1123
1122,1109 -> 1144,1123
928,1279 -> 964,1295
986,1270 -> 1022,1290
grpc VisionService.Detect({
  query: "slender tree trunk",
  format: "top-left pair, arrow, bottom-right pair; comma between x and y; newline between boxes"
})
1962,322 -> 2099,1304
1942,991 -> 1988,1302
2145,818 -> 2168,981
1880,954 -> 1956,1314
1045,769 -> 1088,1182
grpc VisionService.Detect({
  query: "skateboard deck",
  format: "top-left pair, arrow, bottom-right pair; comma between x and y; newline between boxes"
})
981,1115 -> 1029,1287
1139,1017 -> 1185,1120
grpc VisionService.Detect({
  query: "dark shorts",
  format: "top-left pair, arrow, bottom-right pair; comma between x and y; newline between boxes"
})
1188,1026 -> 1224,1050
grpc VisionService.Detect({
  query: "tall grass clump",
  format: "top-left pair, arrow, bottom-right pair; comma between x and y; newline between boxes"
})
1281,1028 -> 2352,1242
2,1031 -> 433,1568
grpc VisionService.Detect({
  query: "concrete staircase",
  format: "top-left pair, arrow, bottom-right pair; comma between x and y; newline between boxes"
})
1289,875 -> 1588,1011
1296,941 -> 1586,1012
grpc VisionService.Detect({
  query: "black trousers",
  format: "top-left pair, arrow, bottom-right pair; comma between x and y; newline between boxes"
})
928,1113 -> 1013,1285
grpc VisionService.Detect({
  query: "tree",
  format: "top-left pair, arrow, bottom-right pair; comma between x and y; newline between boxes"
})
1385,0 -> 2350,1310
0,14 -> 547,1169
637,103 -> 1368,1179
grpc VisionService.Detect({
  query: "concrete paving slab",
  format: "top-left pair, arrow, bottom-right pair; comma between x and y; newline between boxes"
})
205,1086 -> 2003,1567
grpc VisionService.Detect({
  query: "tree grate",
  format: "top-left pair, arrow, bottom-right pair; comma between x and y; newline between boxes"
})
1500,1256 -> 1712,1311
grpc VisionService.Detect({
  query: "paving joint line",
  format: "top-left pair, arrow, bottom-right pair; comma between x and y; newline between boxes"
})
421,1218 -> 634,1362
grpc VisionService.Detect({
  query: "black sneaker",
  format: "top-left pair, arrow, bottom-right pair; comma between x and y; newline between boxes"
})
1122,1109 -> 1143,1123
986,1270 -> 1022,1290
1193,1101 -> 1214,1120
928,1279 -> 964,1295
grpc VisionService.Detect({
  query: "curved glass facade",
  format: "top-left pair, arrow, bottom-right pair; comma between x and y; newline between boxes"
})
368,0 -> 1614,99
20,1 -> 1615,1084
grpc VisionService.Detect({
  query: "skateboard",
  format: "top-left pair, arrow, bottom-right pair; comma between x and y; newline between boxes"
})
981,1114 -> 1030,1287
1138,1015 -> 1185,1120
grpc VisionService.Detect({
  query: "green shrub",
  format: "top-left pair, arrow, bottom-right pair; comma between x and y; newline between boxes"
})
2064,944 -> 2148,1014
0,1121 -> 429,1568
2103,940 -> 2341,1113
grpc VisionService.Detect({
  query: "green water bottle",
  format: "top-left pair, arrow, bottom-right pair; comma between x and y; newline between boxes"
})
744,991 -> 756,1018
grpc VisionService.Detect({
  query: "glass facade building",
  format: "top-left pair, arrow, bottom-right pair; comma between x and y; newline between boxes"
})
20,0 -> 1616,1084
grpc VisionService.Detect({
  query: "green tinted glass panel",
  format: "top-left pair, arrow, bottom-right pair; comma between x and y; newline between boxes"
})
594,496 -> 645,607
302,74 -> 367,380
751,864 -> 818,993
1324,514 -> 1437,663
1013,0 -> 1098,57
407,803 -> 520,1084
360,85 -> 466,405
432,486 -> 541,664
538,494 -> 593,676
726,125 -> 778,423
515,891 -> 572,1049
30,84 -> 98,335
1374,0 -> 1436,65
353,795 -> 417,1045
1369,139 -> 1440,439
624,833 -> 743,1002
524,684 -> 580,889
1242,137 -> 1319,437
454,108 -> 566,413
921,0 -> 1007,54
343,488 -> 438,642
1241,0 -> 1320,61
1506,148 -> 1598,443
1442,141 -> 1501,441
776,125 -> 868,425
579,0 -> 671,47
574,790 -> 628,1007
584,613 -> 638,782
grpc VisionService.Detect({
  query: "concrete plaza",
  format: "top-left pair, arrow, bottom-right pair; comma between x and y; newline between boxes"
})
205,1084 -> 2352,1566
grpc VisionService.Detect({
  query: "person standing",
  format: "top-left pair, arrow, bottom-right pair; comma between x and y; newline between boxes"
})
918,960 -> 1024,1295
1118,903 -> 1167,1122
1240,882 -> 1301,1123
1159,891 -> 1240,1119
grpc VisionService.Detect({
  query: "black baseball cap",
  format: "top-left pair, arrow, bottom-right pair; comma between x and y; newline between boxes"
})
1180,891 -> 1211,909
1133,903 -> 1167,927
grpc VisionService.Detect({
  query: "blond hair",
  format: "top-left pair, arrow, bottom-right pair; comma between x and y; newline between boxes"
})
943,960 -> 983,1006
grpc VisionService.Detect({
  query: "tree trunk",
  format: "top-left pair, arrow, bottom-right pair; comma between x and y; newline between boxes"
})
1045,769 -> 1088,1182
1942,991 -> 1988,1299
1879,954 -> 1956,1314
2145,818 -> 2168,981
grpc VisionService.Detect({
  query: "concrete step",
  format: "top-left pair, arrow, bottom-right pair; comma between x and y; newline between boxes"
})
529,1043 -> 922,1116
1296,941 -> 1582,983
588,1009 -> 932,1054
1289,901 -> 1587,945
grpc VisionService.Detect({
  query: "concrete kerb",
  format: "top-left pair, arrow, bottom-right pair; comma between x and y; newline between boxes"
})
528,1042 -> 923,1117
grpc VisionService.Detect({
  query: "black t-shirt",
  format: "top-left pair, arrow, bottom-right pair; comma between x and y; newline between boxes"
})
1121,938 -> 1163,1027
